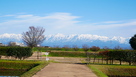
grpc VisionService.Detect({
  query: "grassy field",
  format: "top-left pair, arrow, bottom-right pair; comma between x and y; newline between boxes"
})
88,64 -> 136,77
0,60 -> 48,77
46,51 -> 86,57
32,47 -> 105,52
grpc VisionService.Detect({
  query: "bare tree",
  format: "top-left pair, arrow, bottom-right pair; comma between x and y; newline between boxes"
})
82,44 -> 89,52
73,45 -> 79,51
22,26 -> 45,48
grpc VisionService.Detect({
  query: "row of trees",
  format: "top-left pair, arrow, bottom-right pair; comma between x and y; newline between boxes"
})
50,45 -> 100,51
87,50 -> 136,65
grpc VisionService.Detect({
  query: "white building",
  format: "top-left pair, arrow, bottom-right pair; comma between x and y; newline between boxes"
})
9,42 -> 26,47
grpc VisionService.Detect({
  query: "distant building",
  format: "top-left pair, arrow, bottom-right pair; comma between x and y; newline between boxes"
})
9,42 -> 25,47
15,42 -> 26,47
0,43 -> 5,46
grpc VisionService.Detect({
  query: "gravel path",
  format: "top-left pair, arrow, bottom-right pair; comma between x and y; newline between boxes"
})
32,63 -> 97,77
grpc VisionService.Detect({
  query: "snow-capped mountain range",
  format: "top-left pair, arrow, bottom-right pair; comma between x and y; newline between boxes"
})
0,33 -> 131,49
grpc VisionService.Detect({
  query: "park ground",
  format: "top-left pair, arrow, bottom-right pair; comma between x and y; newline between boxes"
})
29,52 -> 98,77
1,52 -> 98,77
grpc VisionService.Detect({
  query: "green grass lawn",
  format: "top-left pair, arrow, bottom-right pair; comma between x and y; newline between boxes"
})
0,60 -> 49,77
88,64 -> 136,77
44,51 -> 87,57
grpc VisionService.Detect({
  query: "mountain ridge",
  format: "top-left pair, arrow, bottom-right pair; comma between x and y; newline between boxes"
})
0,33 -> 131,49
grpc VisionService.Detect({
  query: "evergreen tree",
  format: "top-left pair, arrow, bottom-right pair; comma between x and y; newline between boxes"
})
129,34 -> 136,50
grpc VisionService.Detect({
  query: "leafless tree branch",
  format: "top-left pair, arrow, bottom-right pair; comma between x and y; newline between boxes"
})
22,26 -> 45,48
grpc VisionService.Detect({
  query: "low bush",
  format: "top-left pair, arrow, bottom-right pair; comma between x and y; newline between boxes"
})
62,45 -> 71,51
73,45 -> 79,51
0,47 -> 32,60
7,47 -> 33,60
0,47 -> 10,56
82,45 -> 89,52
90,46 -> 100,51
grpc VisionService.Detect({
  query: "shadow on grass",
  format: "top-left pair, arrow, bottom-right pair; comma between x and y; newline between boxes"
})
74,63 -> 87,65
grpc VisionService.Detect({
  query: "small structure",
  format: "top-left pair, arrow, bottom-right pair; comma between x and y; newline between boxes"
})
9,42 -> 25,47
15,42 -> 25,47
45,52 -> 49,61
0,43 -> 5,46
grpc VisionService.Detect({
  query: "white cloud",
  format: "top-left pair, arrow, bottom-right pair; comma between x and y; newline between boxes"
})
16,15 -> 34,18
88,20 -> 136,30
0,15 -> 15,17
0,12 -> 80,34
103,21 -> 123,24
0,12 -> 136,37
74,19 -> 136,37
44,13 -> 80,20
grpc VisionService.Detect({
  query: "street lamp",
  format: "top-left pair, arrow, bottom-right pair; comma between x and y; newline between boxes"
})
45,52 -> 49,61
37,44 -> 40,59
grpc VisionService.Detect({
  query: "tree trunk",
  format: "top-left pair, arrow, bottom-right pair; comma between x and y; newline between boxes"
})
119,59 -> 122,65
102,57 -> 104,64
129,61 -> 131,65
106,59 -> 108,64
98,58 -> 99,63
93,56 -> 96,64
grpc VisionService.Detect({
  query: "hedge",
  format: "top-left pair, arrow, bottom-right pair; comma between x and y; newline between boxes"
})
0,47 -> 32,60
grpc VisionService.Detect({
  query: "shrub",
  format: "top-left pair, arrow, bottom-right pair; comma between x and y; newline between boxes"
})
114,46 -> 122,50
3,47 -> 33,60
90,46 -> 100,51
62,45 -> 71,51
72,45 -> 79,51
82,44 -> 89,52
0,47 -> 10,56
103,46 -> 110,51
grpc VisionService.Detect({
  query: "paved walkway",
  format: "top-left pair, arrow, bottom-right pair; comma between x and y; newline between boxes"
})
32,63 -> 97,77
29,52 -> 97,77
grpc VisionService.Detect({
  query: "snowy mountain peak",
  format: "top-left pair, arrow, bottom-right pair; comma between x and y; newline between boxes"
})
45,33 -> 128,44
0,33 -> 130,48
0,33 -> 22,39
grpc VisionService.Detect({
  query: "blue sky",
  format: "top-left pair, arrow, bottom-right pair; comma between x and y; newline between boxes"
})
0,0 -> 136,38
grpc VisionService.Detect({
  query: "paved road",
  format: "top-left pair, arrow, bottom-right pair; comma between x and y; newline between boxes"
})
32,63 -> 97,77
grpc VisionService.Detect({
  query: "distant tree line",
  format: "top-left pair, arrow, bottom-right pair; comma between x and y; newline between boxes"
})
87,50 -> 136,65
